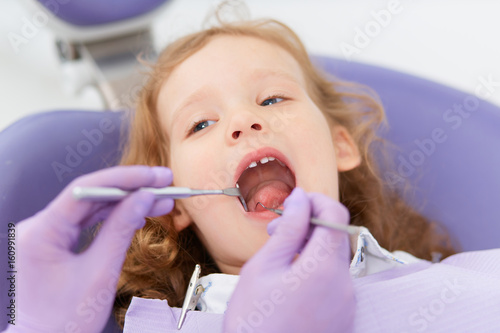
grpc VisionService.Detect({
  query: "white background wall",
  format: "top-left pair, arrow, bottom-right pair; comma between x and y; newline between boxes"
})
1,0 -> 500,131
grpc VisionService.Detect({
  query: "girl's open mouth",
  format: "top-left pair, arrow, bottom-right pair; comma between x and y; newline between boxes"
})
235,151 -> 296,214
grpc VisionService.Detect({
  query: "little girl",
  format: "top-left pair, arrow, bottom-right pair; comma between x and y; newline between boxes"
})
9,8 -> 500,333
114,13 -> 456,330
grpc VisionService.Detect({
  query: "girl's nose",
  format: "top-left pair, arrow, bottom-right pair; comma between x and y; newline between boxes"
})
232,122 -> 262,139
227,110 -> 264,141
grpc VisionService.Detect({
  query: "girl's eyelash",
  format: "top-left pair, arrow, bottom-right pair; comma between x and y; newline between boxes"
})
262,93 -> 287,103
186,118 -> 209,136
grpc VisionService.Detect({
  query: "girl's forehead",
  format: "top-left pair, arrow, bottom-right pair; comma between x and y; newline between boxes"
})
172,35 -> 303,82
158,35 -> 307,120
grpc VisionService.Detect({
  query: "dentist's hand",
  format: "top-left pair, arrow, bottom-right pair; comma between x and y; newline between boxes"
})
224,188 -> 355,333
5,166 -> 174,333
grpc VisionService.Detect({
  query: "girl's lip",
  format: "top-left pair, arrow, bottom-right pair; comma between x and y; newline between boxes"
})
236,201 -> 280,221
245,210 -> 280,221
232,147 -> 295,186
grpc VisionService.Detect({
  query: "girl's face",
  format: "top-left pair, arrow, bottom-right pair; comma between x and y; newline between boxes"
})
158,35 -> 360,274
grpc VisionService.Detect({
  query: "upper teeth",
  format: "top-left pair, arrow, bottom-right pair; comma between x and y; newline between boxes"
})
246,156 -> 282,169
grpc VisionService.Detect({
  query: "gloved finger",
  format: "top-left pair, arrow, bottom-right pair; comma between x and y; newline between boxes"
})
78,196 -> 174,230
147,197 -> 175,217
250,188 -> 311,269
297,193 -> 351,272
308,192 -> 350,226
307,192 -> 350,251
87,190 -> 156,272
79,202 -> 115,229
75,165 -> 172,190
47,165 -> 173,229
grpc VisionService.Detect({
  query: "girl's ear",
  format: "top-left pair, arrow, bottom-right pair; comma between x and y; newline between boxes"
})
332,126 -> 361,172
172,201 -> 192,232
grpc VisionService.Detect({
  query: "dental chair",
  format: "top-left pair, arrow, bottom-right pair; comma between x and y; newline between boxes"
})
19,0 -> 172,109
2,2 -> 500,331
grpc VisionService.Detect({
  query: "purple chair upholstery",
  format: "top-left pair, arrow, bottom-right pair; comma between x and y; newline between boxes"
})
1,58 -> 499,331
313,56 -> 500,252
37,0 -> 170,26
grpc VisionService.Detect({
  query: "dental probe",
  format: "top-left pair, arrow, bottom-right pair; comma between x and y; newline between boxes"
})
258,202 -> 359,235
73,186 -> 243,201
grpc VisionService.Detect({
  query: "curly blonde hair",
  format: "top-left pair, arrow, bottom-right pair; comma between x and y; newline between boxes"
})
113,17 -> 456,327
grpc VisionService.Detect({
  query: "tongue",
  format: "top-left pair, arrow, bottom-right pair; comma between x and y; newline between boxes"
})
247,180 -> 292,212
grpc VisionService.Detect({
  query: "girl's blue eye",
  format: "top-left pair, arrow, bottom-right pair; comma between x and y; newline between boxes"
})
261,97 -> 284,106
193,120 -> 216,133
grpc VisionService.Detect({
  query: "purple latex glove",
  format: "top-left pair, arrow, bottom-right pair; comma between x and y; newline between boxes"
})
224,188 -> 355,333
4,166 -> 174,333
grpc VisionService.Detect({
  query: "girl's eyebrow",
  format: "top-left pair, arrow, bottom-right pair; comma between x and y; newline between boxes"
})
251,68 -> 301,85
171,86 -> 214,123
